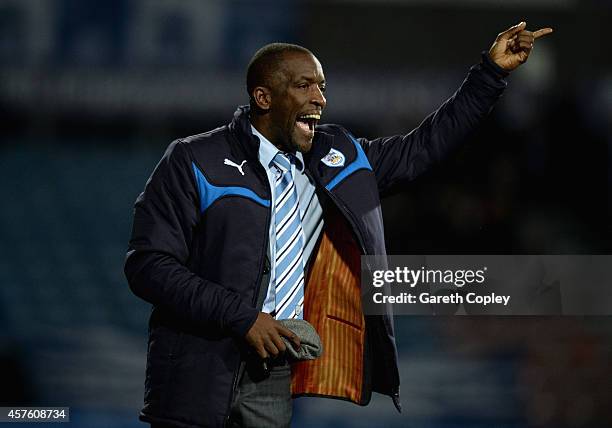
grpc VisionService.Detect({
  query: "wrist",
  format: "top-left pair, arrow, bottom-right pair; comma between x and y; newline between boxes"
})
481,50 -> 511,77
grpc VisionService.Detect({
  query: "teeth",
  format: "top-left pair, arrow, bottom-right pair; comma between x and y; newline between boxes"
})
299,114 -> 321,120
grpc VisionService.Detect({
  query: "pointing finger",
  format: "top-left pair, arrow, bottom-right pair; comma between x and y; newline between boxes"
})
533,28 -> 554,39
517,34 -> 535,43
498,21 -> 527,41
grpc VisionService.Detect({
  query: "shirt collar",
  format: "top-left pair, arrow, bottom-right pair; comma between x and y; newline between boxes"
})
250,124 -> 304,172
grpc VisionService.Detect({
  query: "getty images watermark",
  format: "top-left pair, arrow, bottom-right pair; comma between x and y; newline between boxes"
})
361,255 -> 612,315
371,265 -> 508,306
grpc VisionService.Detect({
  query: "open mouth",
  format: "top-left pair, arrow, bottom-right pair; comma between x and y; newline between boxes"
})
295,113 -> 321,137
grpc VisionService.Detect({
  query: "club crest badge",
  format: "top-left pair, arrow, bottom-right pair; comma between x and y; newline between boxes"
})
321,148 -> 345,167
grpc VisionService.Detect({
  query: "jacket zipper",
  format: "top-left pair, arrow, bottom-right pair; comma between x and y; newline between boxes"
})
250,160 -> 272,309
224,155 -> 272,426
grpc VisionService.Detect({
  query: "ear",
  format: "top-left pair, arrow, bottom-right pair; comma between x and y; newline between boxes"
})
252,86 -> 272,111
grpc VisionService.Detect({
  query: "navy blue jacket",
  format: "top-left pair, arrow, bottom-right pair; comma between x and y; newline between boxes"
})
124,52 -> 508,427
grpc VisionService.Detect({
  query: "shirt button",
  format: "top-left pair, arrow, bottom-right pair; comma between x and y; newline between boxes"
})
296,303 -> 303,316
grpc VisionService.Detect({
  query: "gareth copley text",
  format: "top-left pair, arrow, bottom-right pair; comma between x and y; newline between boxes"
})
373,291 -> 511,306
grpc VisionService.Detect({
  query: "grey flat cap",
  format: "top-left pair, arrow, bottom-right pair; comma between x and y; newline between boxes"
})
278,319 -> 323,361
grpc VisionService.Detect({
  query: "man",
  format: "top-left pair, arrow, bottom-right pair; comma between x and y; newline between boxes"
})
124,21 -> 552,428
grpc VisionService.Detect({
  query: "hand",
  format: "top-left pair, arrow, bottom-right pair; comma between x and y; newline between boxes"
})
488,21 -> 553,71
245,312 -> 301,359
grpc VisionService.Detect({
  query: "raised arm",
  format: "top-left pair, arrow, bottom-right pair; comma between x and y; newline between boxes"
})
360,21 -> 553,193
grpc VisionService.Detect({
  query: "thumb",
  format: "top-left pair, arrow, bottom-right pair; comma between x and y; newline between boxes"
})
498,21 -> 527,41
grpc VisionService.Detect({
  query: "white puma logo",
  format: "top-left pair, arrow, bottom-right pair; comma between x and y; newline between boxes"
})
223,158 -> 247,176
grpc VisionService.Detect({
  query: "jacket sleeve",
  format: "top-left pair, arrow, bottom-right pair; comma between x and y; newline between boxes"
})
359,51 -> 509,194
124,140 -> 259,337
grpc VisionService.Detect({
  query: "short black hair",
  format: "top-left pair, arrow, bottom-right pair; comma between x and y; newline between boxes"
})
246,43 -> 313,98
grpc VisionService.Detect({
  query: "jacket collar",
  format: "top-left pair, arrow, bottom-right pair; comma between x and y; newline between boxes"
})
228,105 -> 334,173
228,105 -> 261,160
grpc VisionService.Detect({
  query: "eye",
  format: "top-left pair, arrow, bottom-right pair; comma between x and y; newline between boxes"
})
319,84 -> 326,93
298,83 -> 309,90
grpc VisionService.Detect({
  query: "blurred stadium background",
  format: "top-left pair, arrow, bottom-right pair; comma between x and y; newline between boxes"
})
1,0 -> 611,427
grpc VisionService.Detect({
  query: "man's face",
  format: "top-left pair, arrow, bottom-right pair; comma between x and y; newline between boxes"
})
267,52 -> 326,153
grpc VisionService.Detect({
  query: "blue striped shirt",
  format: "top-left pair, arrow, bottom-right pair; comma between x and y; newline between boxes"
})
251,125 -> 324,317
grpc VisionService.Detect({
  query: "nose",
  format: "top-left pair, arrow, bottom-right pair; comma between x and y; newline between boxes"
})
312,85 -> 326,109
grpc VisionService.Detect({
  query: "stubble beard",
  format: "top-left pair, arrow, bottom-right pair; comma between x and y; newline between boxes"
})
289,129 -> 313,154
